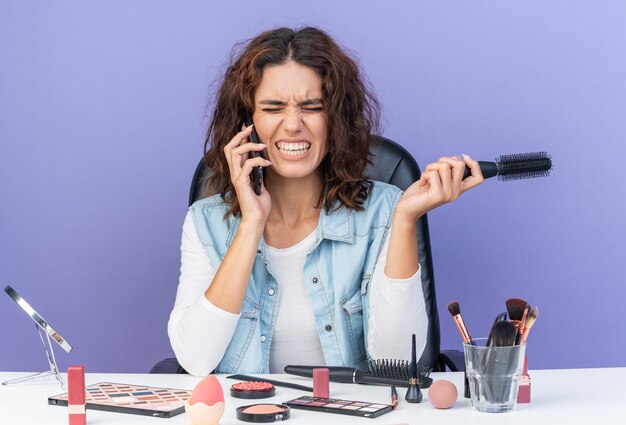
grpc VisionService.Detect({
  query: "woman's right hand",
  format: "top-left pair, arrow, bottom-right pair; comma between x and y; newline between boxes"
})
223,125 -> 272,228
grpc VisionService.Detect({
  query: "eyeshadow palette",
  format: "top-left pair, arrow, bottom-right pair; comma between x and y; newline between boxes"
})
48,382 -> 192,418
283,396 -> 393,419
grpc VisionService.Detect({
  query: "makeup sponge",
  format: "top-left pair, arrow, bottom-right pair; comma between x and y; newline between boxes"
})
185,375 -> 225,425
428,379 -> 458,409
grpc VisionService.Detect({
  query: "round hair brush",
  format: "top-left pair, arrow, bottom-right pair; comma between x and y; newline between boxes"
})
463,152 -> 552,181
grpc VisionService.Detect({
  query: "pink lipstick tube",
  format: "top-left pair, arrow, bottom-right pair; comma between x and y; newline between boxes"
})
313,368 -> 329,398
68,365 -> 86,425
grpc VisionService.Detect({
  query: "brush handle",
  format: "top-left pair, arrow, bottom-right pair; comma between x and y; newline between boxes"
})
284,365 -> 409,387
463,161 -> 498,179
285,365 -> 355,383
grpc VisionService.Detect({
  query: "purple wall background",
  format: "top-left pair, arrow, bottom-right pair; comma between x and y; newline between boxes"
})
2,1 -> 625,373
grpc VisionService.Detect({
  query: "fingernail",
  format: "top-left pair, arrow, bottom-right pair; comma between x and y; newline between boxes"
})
246,124 -> 254,130
462,153 -> 471,160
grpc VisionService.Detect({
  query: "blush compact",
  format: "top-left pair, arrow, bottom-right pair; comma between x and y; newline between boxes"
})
231,381 -> 276,399
236,403 -> 290,422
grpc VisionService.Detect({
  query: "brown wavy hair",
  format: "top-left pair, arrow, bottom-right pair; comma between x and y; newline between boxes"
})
204,27 -> 381,217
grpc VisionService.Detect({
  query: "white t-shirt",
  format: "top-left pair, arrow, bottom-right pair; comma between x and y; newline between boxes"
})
265,230 -> 324,372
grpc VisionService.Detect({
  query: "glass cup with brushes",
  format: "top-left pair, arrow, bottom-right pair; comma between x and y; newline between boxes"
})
464,334 -> 526,413
448,299 -> 535,413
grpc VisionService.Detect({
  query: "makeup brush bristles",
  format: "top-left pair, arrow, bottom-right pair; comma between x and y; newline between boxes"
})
522,306 -> 539,343
447,301 -> 461,317
489,321 -> 518,347
505,298 -> 529,321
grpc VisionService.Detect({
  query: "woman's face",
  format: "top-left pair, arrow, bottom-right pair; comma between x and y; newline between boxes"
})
253,61 -> 328,180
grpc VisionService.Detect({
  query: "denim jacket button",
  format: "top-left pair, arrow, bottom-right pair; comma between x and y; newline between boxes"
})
312,277 -> 318,284
268,288 -> 275,296
325,325 -> 332,332
260,335 -> 267,342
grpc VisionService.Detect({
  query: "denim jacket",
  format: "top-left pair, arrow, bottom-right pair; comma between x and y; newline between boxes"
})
189,181 -> 402,374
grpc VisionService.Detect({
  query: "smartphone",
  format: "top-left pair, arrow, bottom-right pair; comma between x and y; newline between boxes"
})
245,114 -> 263,195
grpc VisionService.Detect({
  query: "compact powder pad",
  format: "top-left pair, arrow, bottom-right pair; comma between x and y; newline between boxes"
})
236,403 -> 290,422
231,381 -> 276,399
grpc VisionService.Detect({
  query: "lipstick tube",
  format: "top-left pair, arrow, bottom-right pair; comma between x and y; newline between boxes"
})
313,368 -> 329,398
68,365 -> 86,425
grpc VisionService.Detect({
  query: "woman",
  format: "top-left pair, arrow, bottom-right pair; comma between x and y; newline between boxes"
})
168,27 -> 483,376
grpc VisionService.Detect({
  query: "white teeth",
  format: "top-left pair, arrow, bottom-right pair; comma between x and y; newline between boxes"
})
276,142 -> 311,155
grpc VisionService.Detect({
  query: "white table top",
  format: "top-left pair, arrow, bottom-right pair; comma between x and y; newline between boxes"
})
0,368 -> 621,424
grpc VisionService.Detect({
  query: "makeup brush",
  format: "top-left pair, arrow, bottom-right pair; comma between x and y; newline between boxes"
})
447,301 -> 473,344
462,152 -> 553,181
391,386 -> 399,409
521,306 -> 539,343
515,305 -> 530,345
484,320 -> 518,379
487,321 -> 520,403
505,298 -> 529,343
405,334 -> 423,403
486,312 -> 508,346
489,321 -> 518,347
505,298 -> 528,323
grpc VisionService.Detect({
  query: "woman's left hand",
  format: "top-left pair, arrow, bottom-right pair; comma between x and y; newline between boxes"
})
394,154 -> 484,222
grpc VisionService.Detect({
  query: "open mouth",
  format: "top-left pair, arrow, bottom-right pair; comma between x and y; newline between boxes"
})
276,141 -> 311,156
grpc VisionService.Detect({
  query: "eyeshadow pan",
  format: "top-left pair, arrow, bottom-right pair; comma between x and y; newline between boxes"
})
137,396 -> 159,401
111,396 -> 135,404
342,405 -> 361,410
